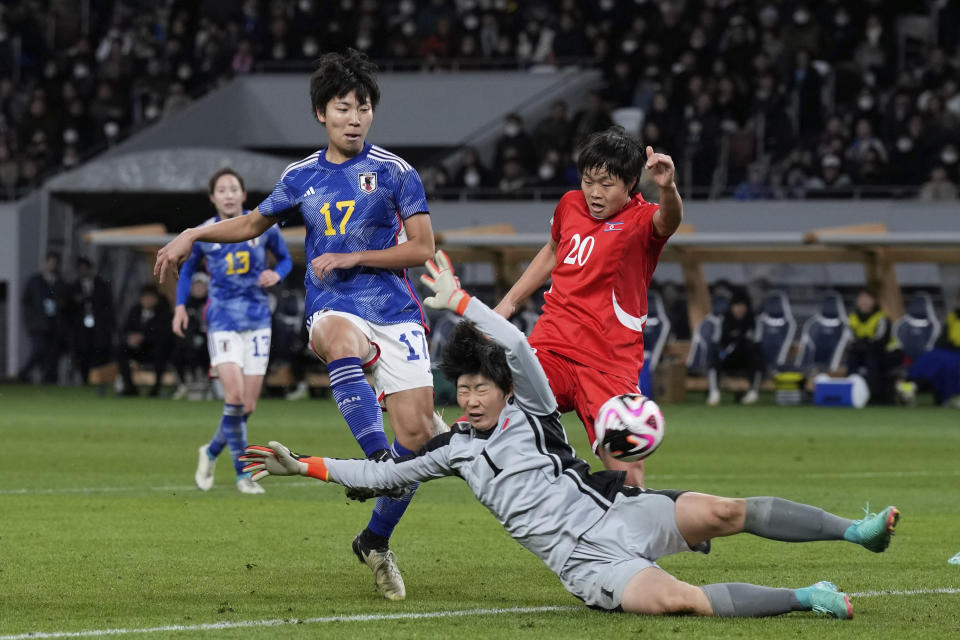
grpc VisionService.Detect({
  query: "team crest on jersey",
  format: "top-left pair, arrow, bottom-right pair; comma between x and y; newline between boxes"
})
247,237 -> 260,248
358,172 -> 377,193
604,221 -> 625,232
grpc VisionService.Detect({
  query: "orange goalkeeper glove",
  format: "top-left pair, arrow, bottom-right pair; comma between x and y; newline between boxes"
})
240,441 -> 329,481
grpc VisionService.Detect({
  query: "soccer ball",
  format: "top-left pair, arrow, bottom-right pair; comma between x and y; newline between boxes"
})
592,394 -> 665,461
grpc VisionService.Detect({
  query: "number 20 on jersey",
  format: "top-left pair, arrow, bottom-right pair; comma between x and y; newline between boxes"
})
563,233 -> 595,266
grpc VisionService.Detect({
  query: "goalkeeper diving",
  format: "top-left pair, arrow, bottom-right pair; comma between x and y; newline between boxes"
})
241,250 -> 900,618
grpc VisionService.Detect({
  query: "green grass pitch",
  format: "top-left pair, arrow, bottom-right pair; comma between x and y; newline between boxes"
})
1,385 -> 958,639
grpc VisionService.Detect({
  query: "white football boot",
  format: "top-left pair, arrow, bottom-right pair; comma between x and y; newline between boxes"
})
353,533 -> 406,600
195,445 -> 216,491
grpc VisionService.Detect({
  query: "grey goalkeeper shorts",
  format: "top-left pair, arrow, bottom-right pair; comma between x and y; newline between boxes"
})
558,489 -> 698,611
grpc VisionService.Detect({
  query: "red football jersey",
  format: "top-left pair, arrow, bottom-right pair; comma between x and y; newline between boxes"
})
529,190 -> 669,381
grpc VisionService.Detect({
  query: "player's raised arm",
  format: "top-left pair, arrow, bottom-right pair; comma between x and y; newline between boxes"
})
422,250 -> 557,415
646,146 -> 683,238
493,237 -> 558,319
155,209 -> 274,283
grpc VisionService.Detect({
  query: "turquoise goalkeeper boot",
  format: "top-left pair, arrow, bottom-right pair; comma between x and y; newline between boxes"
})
844,505 -> 900,552
801,581 -> 853,620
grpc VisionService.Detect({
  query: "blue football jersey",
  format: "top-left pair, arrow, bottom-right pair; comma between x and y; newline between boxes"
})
177,214 -> 292,332
256,143 -> 429,327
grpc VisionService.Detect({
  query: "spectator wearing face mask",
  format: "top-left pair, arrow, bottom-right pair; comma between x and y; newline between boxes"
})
806,154 -> 852,193
452,147 -> 492,192
888,132 -> 925,186
533,149 -> 567,188
493,113 -> 538,175
939,144 -> 960,179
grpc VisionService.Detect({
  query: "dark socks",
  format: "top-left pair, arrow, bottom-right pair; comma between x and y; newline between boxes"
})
701,583 -> 805,617
743,497 -> 853,542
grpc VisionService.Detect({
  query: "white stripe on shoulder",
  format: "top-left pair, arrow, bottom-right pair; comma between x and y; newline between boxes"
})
281,150 -> 321,180
370,145 -> 413,171
368,154 -> 410,175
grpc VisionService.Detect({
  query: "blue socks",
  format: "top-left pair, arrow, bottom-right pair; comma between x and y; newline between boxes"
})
328,357 -> 389,456
367,440 -> 420,540
207,403 -> 246,475
329,357 -> 418,543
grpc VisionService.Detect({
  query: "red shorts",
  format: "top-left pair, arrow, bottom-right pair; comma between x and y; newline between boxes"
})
535,349 -> 641,447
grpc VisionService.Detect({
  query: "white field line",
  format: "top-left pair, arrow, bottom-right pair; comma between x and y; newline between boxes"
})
1,590 -> 958,640
3,469 -> 960,497
847,587 -> 960,597
0,606 -> 577,640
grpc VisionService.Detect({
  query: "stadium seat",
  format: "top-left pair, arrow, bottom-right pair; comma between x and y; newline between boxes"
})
686,294 -> 730,374
611,107 -> 645,137
795,292 -> 851,372
891,292 -> 941,360
642,291 -> 671,372
756,291 -> 797,373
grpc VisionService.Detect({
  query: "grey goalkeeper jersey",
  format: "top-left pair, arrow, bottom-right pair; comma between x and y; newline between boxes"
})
324,297 -> 631,576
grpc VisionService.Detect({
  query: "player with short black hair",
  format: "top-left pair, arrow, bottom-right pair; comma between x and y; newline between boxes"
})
495,127 -> 683,487
242,252 -> 899,619
438,321 -> 511,394
156,48 -> 436,600
309,49 -> 381,121
574,127 -> 647,193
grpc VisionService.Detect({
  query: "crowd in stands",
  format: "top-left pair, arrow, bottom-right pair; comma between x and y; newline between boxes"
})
3,1 -> 960,200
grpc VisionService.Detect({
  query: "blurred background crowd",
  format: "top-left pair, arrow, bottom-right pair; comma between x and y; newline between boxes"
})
2,0 -> 959,200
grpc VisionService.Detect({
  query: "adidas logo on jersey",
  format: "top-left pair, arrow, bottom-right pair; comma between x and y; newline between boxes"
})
303,186 -> 317,197
210,243 -> 222,250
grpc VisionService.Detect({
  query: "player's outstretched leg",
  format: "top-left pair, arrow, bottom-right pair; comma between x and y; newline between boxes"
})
620,567 -> 852,619
743,497 -> 899,551
842,505 -> 900,552
701,580 -> 852,619
743,496 -> 854,541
